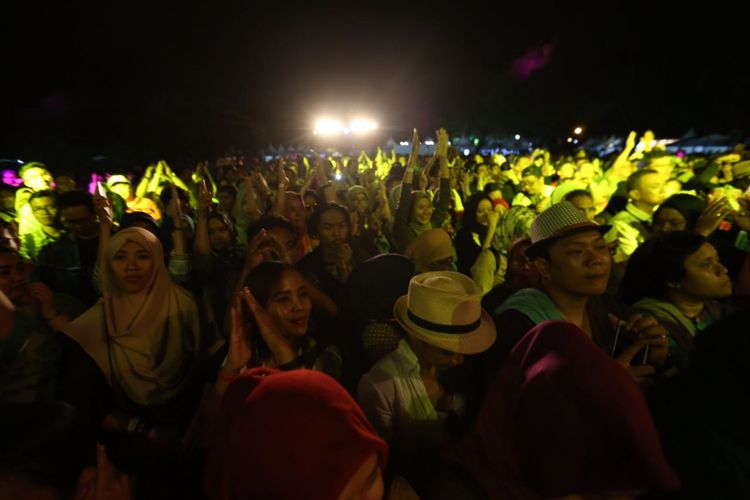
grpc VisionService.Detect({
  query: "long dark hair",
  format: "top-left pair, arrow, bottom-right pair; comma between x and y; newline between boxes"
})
619,231 -> 707,304
461,192 -> 493,236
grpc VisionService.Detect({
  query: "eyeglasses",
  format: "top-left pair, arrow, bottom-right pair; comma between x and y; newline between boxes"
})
32,206 -> 57,214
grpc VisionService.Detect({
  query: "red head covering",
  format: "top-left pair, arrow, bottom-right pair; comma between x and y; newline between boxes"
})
452,320 -> 679,499
206,368 -> 388,500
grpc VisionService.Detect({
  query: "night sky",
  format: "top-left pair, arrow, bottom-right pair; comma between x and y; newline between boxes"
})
3,1 -> 748,164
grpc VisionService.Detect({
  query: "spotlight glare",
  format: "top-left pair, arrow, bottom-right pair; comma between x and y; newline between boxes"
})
574,126 -> 583,135
314,118 -> 344,135
350,118 -> 378,134
514,134 -> 521,140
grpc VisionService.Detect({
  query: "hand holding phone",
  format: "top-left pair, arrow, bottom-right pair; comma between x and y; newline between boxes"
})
609,313 -> 669,368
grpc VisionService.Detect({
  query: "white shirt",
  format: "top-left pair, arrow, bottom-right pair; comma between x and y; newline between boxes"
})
357,339 -> 446,449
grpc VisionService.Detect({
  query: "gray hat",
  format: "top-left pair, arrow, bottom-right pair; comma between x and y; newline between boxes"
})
526,201 -> 611,257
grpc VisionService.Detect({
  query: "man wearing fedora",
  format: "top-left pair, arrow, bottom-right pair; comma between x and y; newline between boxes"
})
488,201 -> 669,383
357,271 -> 495,488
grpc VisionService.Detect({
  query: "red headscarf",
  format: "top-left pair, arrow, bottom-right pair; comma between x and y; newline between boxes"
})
451,320 -> 680,499
205,368 -> 388,500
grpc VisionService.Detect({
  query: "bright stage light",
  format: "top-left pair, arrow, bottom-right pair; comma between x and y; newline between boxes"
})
314,118 -> 344,135
514,134 -> 521,140
350,119 -> 377,133
314,117 -> 377,136
574,126 -> 583,135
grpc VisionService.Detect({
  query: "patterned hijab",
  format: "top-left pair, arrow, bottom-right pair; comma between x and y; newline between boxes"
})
493,205 -> 535,254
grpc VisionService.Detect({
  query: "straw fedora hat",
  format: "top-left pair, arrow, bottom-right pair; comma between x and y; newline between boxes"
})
526,201 -> 611,258
393,271 -> 496,355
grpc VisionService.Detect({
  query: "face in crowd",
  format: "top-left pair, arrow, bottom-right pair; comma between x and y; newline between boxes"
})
263,269 -> 312,339
348,191 -> 369,215
474,199 -> 492,226
649,157 -> 675,181
317,207 -> 349,249
534,229 -> 611,298
411,196 -> 433,226
22,167 -> 53,191
0,226 -> 20,252
0,189 -> 15,212
653,207 -> 688,233
521,173 -> 544,196
55,175 -> 77,193
216,190 -> 236,214
30,195 -> 59,227
631,173 -> 667,207
671,242 -> 732,301
109,240 -> 154,294
409,337 -> 465,371
263,224 -> 302,264
207,217 -> 233,253
567,194 -> 597,222
574,162 -> 596,184
506,240 -> 539,287
0,251 -> 29,304
61,204 -> 98,239
303,192 -> 319,220
284,193 -> 307,232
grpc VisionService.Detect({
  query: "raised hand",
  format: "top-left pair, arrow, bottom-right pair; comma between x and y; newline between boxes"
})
407,129 -> 420,169
198,179 -> 212,213
166,184 -> 183,221
245,229 -> 271,271
436,128 -> 449,158
278,158 -> 289,189
610,313 -> 670,376
28,282 -> 56,320
225,295 -> 252,373
93,191 -> 113,226
625,130 -> 637,150
694,196 -> 730,236
486,205 -> 501,228
240,287 -> 296,366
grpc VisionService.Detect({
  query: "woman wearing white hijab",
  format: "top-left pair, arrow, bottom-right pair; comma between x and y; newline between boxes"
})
63,227 -> 202,437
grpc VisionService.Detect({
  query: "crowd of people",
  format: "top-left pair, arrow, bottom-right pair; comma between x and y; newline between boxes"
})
1,127 -> 749,499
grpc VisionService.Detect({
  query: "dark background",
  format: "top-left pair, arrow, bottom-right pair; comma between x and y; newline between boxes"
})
2,1 -> 748,165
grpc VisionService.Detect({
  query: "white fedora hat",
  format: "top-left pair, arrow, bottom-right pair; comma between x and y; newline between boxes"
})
394,271 -> 496,355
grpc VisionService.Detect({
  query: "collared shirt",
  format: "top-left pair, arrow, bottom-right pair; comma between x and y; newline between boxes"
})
358,338 -> 443,446
605,202 -> 653,263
